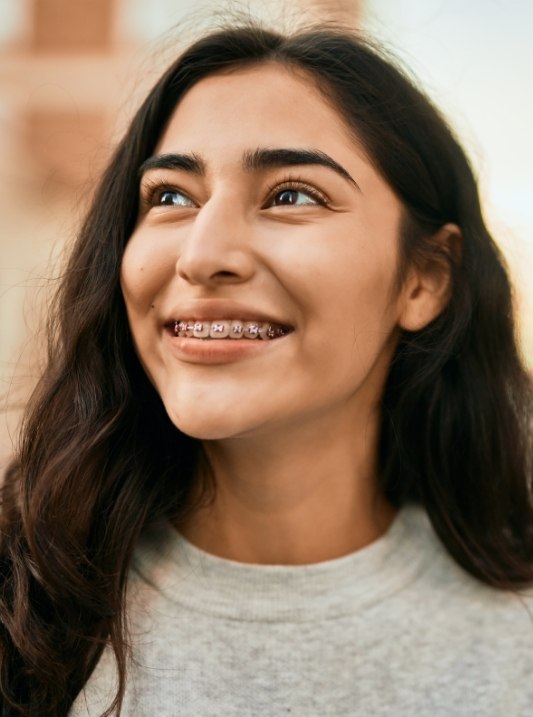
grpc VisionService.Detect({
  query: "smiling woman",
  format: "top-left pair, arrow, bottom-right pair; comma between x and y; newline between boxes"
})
123,64 -> 416,452
1,22 -> 532,717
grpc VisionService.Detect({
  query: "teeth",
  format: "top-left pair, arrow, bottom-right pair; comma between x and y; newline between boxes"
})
193,321 -> 210,338
244,322 -> 260,339
172,319 -> 289,340
209,321 -> 230,338
230,321 -> 244,338
258,322 -> 270,340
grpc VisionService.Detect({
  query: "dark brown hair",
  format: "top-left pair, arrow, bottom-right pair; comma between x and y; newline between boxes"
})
1,22 -> 532,716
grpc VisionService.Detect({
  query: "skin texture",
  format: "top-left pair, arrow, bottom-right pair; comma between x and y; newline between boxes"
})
121,64 -> 452,564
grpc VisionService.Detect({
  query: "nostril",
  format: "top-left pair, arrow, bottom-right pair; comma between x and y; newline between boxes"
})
211,270 -> 242,282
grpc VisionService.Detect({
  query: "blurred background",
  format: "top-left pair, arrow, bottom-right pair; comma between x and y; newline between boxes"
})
1,0 -> 532,466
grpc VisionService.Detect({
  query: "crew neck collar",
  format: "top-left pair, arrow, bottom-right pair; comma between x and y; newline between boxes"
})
134,504 -> 437,622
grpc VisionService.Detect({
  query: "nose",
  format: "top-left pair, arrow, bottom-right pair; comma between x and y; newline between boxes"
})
176,197 -> 256,287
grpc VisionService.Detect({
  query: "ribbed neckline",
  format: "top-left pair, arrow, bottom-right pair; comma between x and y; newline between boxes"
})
133,504 -> 438,622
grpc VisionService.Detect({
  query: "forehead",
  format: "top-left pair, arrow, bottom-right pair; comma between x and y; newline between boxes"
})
150,62 -> 402,225
156,63 -> 363,160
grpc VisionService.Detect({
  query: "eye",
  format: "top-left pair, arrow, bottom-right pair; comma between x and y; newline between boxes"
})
272,189 -> 317,206
157,189 -> 195,207
264,180 -> 329,209
140,178 -> 197,210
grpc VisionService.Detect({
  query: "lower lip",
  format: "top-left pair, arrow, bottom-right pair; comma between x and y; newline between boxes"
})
165,331 -> 289,364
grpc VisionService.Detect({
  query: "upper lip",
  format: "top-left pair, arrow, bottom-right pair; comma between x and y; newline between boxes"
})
163,300 -> 292,327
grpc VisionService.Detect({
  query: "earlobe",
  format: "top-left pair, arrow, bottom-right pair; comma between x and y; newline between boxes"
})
398,223 -> 462,332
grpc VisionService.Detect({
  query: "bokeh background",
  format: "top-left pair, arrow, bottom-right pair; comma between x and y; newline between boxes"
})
1,0 -> 532,466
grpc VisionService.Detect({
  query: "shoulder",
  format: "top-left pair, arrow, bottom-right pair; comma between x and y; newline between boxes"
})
398,505 -> 533,651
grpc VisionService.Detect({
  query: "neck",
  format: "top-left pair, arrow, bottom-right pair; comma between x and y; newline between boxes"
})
177,411 -> 396,565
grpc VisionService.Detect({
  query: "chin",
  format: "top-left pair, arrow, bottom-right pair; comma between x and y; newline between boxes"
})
164,403 -> 252,441
157,377 -> 276,441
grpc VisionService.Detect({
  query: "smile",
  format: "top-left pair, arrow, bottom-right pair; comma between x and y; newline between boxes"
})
171,320 -> 292,340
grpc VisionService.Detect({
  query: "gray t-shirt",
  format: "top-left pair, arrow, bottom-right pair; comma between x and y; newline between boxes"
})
71,505 -> 533,716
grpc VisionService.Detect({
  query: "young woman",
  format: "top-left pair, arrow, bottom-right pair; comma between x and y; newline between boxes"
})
1,22 -> 532,717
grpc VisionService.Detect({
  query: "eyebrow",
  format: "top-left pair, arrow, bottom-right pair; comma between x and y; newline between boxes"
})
138,147 -> 360,190
243,148 -> 359,189
138,152 -> 206,177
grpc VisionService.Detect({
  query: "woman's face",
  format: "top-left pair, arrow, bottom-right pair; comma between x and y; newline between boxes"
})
121,63 -> 409,441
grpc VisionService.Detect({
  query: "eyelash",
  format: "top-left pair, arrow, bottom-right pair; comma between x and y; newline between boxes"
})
140,175 -> 330,208
141,178 -> 192,207
263,175 -> 330,207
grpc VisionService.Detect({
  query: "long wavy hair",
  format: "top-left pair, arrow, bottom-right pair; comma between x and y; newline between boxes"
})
1,22 -> 532,717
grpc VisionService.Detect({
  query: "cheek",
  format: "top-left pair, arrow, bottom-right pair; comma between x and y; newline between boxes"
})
284,234 -> 399,325
120,231 -> 175,312
334,228 -> 400,325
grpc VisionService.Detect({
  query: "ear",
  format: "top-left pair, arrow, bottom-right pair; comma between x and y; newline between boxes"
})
398,223 -> 462,332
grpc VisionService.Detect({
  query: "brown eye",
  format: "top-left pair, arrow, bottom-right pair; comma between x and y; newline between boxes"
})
158,190 -> 195,207
272,189 -> 318,206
